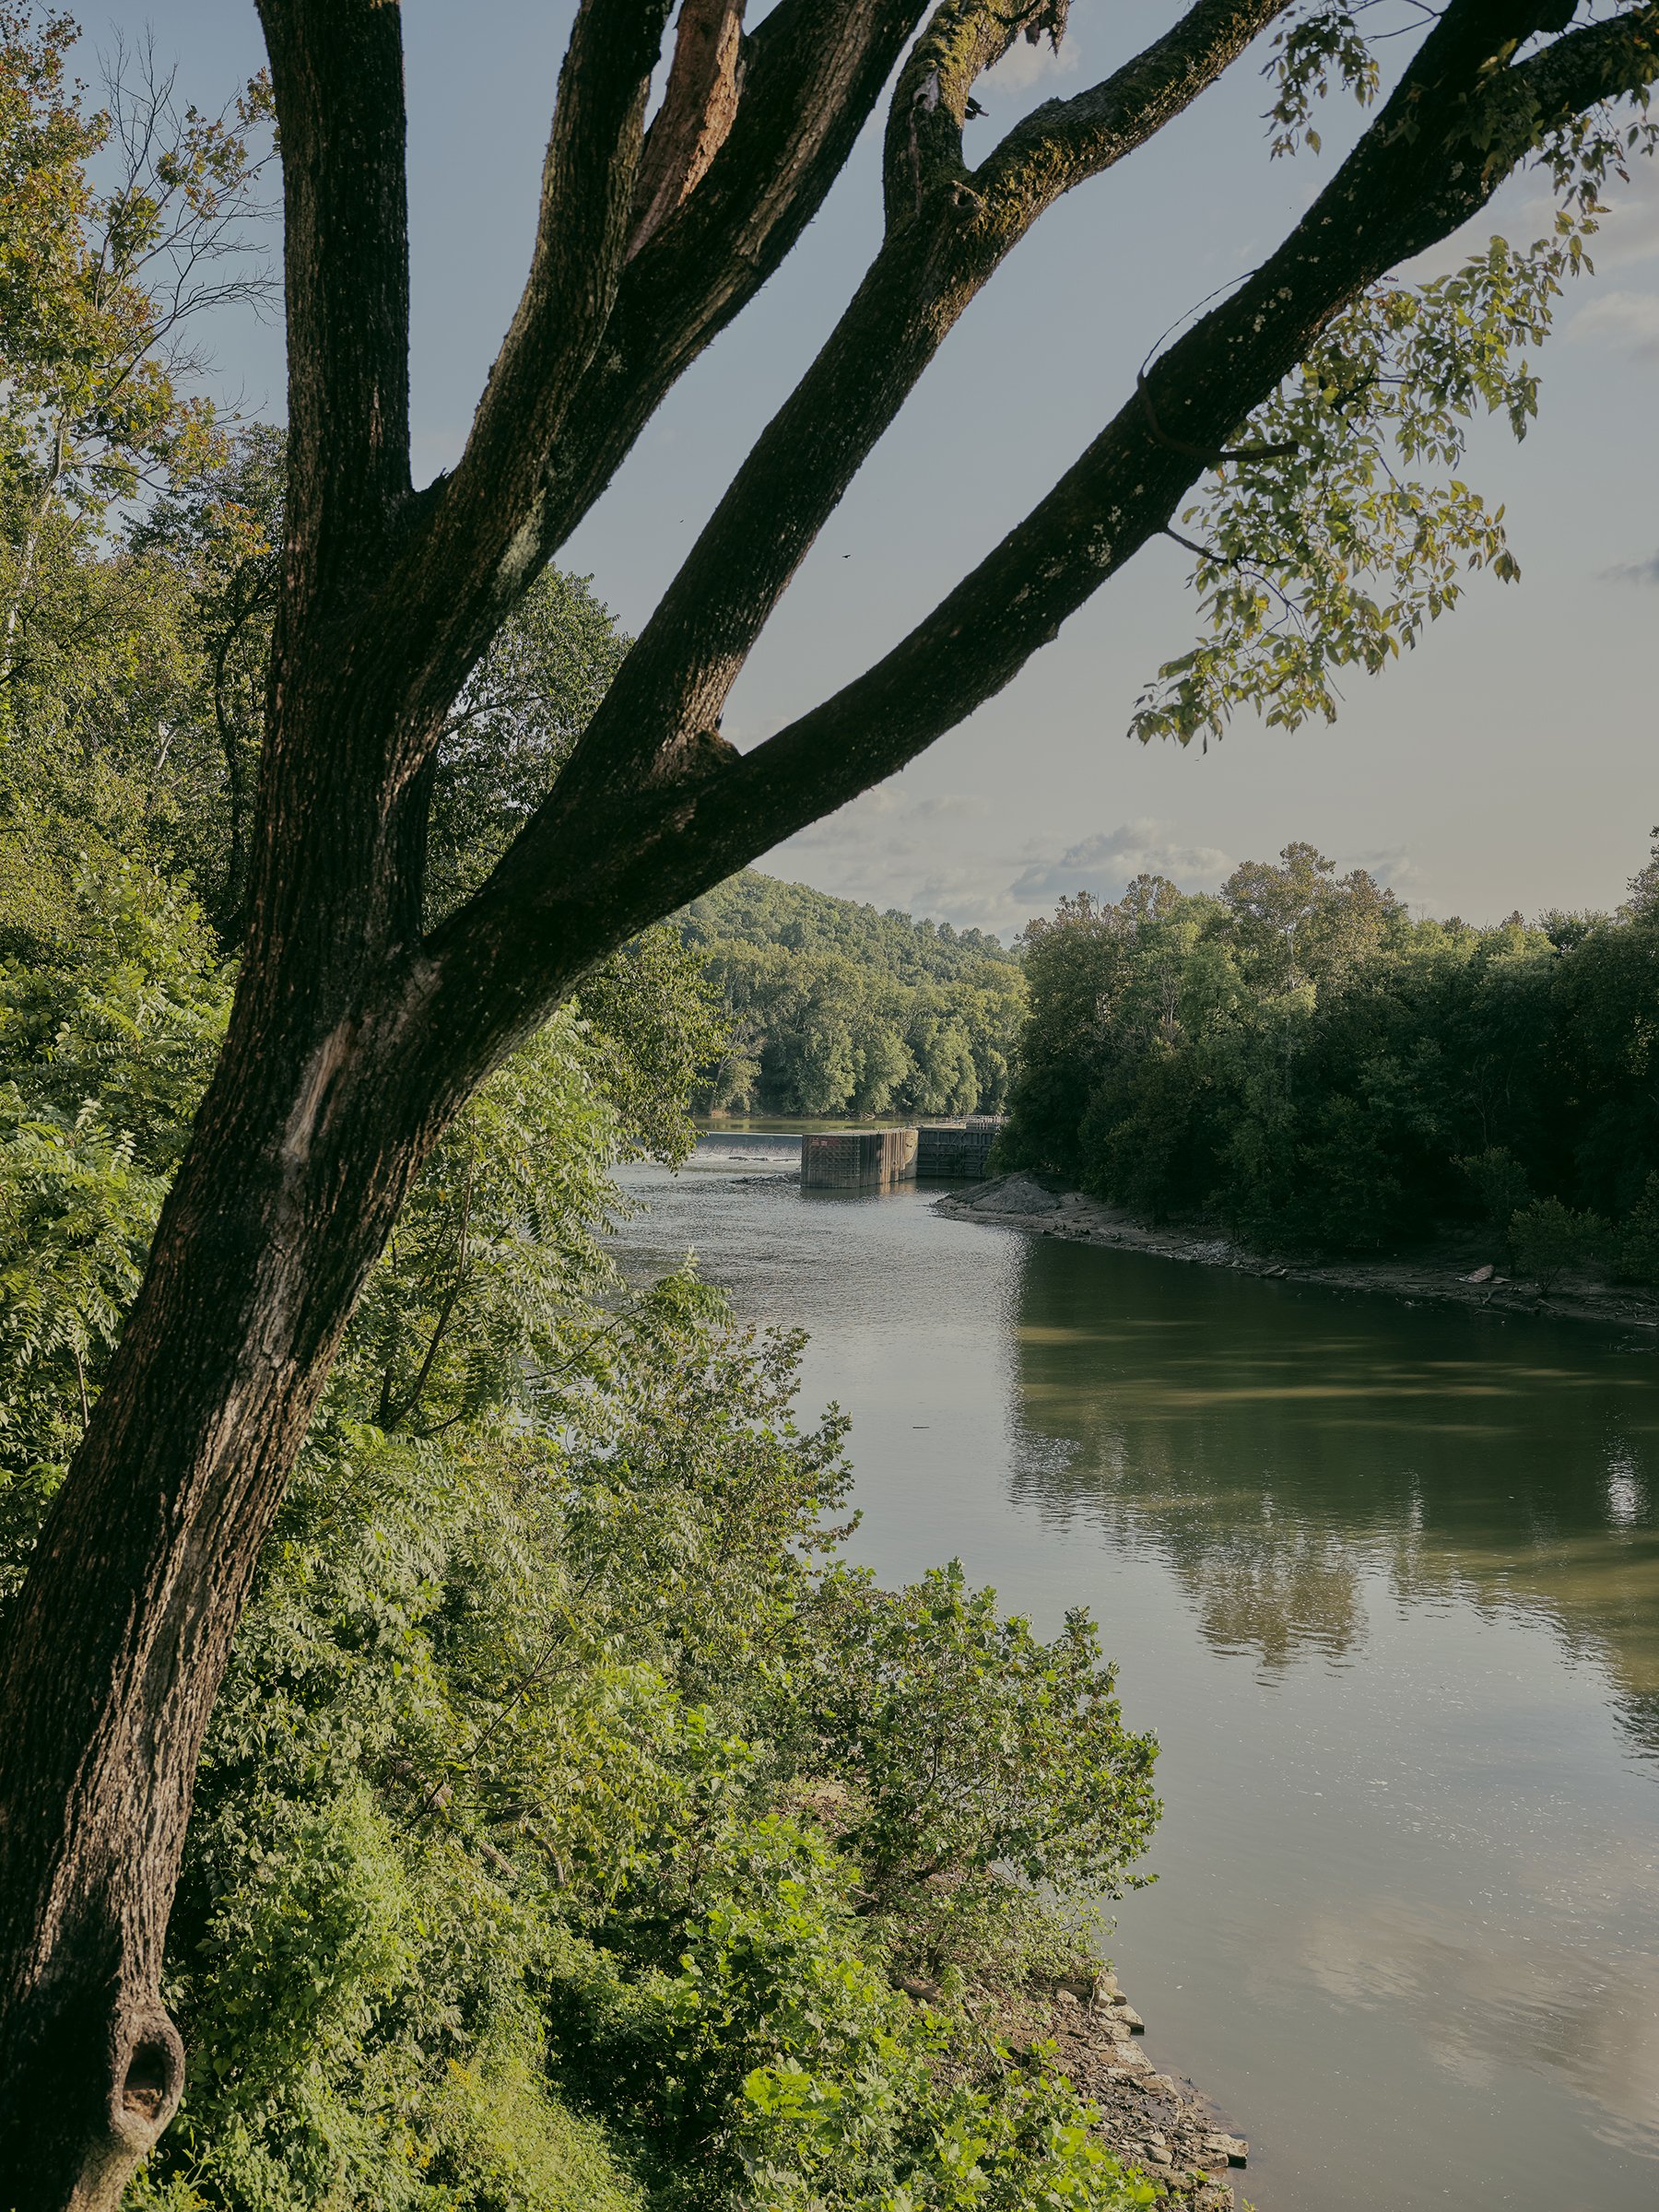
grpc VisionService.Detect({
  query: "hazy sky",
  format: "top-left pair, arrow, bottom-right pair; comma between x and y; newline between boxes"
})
124,1 -> 1659,935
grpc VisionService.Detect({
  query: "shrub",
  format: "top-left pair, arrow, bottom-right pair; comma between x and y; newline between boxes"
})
794,1563 -> 1159,1969
1509,1197 -> 1607,1294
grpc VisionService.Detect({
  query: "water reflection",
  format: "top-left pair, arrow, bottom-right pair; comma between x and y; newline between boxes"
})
1007,1240 -> 1659,1746
1299,1895 -> 1659,2155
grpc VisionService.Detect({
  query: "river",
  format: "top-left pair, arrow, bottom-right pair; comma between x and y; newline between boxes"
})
616,1135 -> 1659,2212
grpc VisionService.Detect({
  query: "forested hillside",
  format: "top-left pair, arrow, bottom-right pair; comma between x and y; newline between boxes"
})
675,873 -> 1026,1117
1001,842 -> 1659,1277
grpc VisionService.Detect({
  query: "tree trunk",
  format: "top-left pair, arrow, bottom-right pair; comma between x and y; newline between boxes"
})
0,494 -> 540,2196
0,1002 -> 387,2197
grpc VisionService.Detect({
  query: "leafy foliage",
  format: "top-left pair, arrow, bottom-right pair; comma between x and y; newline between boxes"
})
0,835 -> 1158,2211
1135,88 -> 1657,747
1001,836 -> 1659,1272
678,873 -> 1017,986
676,875 -> 1026,1119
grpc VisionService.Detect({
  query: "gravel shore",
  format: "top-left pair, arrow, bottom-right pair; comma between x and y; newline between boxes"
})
936,1175 -> 1658,1337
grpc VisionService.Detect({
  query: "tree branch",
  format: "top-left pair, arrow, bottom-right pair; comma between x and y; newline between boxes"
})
522,0 -> 1291,815
368,3 -> 928,773
492,1 -> 935,565
434,0 -> 674,606
629,0 -> 748,258
405,0 -> 1657,1093
254,0 -> 413,577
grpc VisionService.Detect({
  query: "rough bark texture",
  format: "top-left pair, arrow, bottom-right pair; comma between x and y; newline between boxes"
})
1,0 -> 1654,2202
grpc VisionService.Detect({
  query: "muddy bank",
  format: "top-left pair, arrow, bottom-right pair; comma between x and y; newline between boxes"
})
935,1177 -> 1659,1337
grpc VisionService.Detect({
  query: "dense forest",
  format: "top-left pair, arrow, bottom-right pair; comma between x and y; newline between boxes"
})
675,875 -> 1027,1119
0,17 -> 1158,2206
1000,842 -> 1659,1280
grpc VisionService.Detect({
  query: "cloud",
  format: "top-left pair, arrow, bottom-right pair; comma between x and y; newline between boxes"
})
1586,151 -> 1659,274
1344,845 -> 1422,895
764,784 -> 1019,934
1007,821 -> 1233,912
981,26 -> 1081,96
1406,150 -> 1659,288
1568,287 -> 1659,362
1602,548 -> 1659,586
766,802 -> 1431,938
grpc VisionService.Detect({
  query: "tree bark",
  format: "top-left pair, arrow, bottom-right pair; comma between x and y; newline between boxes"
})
1,1 -> 1655,2202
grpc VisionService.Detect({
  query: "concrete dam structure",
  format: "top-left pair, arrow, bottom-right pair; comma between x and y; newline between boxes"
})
801,1117 -> 1003,1189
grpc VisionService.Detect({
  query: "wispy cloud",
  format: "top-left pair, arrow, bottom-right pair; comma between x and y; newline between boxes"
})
766,797 -> 1414,940
1008,822 -> 1233,912
1602,547 -> 1659,586
1568,287 -> 1659,361
981,26 -> 1081,97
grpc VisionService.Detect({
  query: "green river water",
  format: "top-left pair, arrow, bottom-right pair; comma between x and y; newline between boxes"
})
617,1135 -> 1659,2212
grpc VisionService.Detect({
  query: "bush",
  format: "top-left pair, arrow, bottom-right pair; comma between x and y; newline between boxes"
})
1509,1197 -> 1607,1294
794,1565 -> 1159,1966
1614,1171 -> 1659,1285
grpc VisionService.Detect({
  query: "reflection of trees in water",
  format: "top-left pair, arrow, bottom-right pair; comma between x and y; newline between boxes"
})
1006,1241 -> 1659,1742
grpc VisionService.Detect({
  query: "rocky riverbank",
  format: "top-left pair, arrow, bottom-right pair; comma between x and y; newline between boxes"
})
1007,1967 -> 1248,2206
936,1175 -> 1659,1337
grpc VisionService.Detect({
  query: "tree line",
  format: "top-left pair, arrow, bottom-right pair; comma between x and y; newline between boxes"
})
676,874 -> 1026,1118
1000,841 -> 1659,1283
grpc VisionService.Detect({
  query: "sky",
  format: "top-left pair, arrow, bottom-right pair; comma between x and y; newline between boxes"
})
118,0 -> 1659,936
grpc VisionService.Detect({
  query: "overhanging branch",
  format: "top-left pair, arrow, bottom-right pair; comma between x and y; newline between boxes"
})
406,0 -> 1658,1094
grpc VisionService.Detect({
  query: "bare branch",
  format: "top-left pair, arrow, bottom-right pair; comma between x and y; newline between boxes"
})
528,0 -> 1290,813
357,2 -> 932,784
486,1 -> 935,569
437,0 -> 674,598
629,0 -> 748,259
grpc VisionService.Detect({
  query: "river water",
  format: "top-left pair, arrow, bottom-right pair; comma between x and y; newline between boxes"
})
616,1135 -> 1659,2212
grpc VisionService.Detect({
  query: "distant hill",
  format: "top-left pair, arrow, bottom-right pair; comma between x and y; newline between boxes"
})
672,872 -> 1025,1119
676,870 -> 1017,986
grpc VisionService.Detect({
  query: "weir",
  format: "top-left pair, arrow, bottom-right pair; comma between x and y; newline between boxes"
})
800,1117 -> 1002,1189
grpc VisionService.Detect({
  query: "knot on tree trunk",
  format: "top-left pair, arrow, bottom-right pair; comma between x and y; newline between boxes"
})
0,1988 -> 183,2212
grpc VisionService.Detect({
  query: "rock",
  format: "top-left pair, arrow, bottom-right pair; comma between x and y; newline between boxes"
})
1204,2134 -> 1248,2167
1462,1263 -> 1495,1284
1120,2004 -> 1146,2032
969,1172 -> 1061,1215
